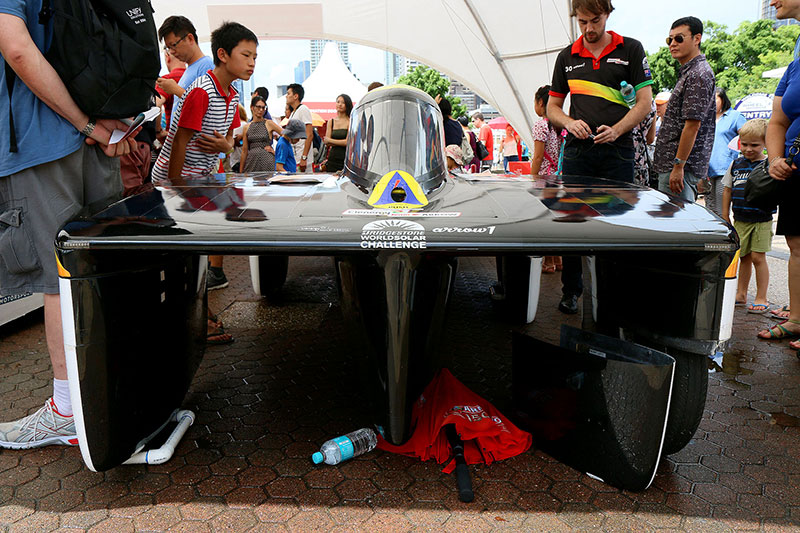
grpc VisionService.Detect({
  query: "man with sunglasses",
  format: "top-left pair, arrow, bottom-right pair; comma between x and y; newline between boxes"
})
653,16 -> 716,202
547,0 -> 654,314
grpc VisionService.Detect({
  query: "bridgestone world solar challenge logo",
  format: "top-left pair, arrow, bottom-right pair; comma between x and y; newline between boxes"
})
360,220 -> 427,249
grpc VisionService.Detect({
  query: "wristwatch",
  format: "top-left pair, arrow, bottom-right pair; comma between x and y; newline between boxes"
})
672,157 -> 687,166
301,155 -> 308,161
80,119 -> 96,137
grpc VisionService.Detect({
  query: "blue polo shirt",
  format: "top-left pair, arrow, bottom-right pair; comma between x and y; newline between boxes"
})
275,137 -> 297,172
708,108 -> 746,178
776,59 -> 800,156
0,0 -> 83,176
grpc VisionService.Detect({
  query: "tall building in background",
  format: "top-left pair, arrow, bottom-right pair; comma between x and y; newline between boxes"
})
404,57 -> 423,76
311,40 -> 350,71
294,60 -> 311,84
761,0 -> 800,27
384,52 -> 405,85
448,80 -> 481,114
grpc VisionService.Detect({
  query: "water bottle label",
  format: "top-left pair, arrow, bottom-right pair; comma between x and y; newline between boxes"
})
333,436 -> 355,460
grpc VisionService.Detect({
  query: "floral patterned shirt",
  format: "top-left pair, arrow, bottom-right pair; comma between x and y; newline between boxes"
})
531,118 -> 563,175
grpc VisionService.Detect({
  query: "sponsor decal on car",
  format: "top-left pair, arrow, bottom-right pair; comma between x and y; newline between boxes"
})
432,226 -> 496,234
360,219 -> 427,249
343,209 -> 461,217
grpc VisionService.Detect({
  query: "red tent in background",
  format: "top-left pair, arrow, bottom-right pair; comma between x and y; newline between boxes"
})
377,368 -> 532,473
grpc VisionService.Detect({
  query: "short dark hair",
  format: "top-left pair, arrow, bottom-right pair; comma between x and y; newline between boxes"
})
671,16 -> 703,36
210,22 -> 258,67
715,87 -> 731,113
158,15 -> 198,44
457,116 -> 469,127
535,85 -> 551,107
438,98 -> 452,118
287,83 -> 305,102
367,81 -> 384,91
571,0 -> 614,16
252,87 -> 269,100
472,112 -> 485,121
337,93 -> 353,117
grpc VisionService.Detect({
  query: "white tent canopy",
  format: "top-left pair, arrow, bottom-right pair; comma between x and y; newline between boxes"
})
267,42 -> 368,118
150,0 -> 576,149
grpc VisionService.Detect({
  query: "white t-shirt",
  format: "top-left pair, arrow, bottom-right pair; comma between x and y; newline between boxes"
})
290,104 -> 314,173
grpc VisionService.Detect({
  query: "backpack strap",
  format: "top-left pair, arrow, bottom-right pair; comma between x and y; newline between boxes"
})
5,62 -> 17,153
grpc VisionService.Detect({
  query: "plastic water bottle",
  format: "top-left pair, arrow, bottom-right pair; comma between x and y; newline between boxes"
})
620,81 -> 636,108
311,428 -> 378,465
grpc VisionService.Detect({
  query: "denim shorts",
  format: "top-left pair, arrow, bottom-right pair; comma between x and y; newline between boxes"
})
0,144 -> 121,295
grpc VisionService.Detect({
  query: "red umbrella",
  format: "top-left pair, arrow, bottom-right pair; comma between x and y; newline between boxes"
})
487,116 -> 510,130
377,368 -> 532,473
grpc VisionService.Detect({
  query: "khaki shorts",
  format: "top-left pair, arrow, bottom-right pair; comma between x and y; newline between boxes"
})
734,219 -> 773,256
0,145 -> 121,296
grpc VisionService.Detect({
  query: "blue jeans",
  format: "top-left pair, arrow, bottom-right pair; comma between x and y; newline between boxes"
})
503,154 -> 519,171
657,170 -> 700,202
560,140 -> 635,297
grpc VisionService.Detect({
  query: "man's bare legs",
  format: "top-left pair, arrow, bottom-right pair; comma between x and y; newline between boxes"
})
43,294 -> 67,380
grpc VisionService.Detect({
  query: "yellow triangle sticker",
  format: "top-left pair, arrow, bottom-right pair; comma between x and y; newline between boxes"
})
368,170 -> 429,209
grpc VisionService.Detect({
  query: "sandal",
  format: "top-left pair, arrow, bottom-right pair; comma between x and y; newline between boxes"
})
207,327 -> 234,345
758,320 -> 800,340
770,305 -> 791,320
789,339 -> 800,351
542,263 -> 556,274
748,303 -> 771,314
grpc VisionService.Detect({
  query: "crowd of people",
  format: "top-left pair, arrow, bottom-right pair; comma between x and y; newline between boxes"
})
0,0 -> 798,453
516,0 -> 799,347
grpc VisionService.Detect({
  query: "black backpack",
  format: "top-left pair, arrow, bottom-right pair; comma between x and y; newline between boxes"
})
6,0 -> 161,152
40,0 -> 161,118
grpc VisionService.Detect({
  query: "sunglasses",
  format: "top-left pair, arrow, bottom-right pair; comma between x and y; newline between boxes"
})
666,34 -> 690,45
253,105 -> 266,110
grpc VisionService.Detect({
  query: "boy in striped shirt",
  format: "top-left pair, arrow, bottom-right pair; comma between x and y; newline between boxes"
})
152,22 -> 258,184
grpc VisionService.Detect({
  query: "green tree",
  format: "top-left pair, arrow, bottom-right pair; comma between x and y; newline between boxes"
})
396,65 -> 468,118
647,19 -> 800,102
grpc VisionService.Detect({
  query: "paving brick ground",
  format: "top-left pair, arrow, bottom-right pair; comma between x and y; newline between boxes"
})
0,255 -> 798,532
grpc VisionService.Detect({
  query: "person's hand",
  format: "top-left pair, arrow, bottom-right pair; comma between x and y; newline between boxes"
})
264,146 -> 274,154
593,124 -> 621,144
85,119 -> 137,157
156,77 -> 181,96
196,130 -> 232,154
566,119 -> 592,140
298,160 -> 307,171
769,157 -> 796,181
669,166 -> 685,194
323,135 -> 332,145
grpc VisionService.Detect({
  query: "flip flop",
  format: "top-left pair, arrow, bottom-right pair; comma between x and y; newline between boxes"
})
758,320 -> 800,340
789,339 -> 800,351
735,300 -> 747,307
770,305 -> 791,320
207,327 -> 234,345
748,303 -> 771,314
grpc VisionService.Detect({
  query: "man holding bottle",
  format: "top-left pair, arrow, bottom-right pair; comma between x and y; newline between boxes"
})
546,0 -> 654,314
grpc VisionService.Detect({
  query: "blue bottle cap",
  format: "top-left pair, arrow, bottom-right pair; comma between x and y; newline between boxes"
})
312,452 -> 324,464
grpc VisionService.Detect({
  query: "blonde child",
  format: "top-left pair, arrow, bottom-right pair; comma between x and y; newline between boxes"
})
721,119 -> 771,314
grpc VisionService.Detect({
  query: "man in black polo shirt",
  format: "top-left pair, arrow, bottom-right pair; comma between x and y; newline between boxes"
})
547,0 -> 654,314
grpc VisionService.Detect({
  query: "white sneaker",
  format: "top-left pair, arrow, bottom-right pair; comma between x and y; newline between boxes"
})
0,398 -> 78,449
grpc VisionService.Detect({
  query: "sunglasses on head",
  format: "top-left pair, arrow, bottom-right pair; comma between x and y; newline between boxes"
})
666,34 -> 689,45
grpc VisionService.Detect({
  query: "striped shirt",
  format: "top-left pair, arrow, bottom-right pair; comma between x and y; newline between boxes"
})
152,71 -> 240,183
